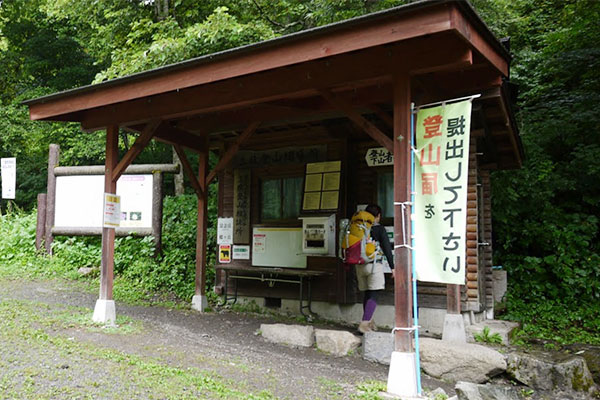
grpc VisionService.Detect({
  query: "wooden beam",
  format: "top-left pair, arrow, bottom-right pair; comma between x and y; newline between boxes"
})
392,73 -> 412,353
177,85 -> 392,134
206,121 -> 261,185
78,35 -> 474,130
152,124 -> 207,153
28,4 -> 461,121
368,103 -> 393,129
449,6 -> 509,76
112,120 -> 161,182
100,125 -> 119,301
173,144 -> 204,198
320,90 -> 393,152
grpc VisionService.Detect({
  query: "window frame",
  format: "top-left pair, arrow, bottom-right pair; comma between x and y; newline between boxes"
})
253,164 -> 305,226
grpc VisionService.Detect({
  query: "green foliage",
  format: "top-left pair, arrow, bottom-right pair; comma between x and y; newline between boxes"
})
0,193 -> 218,305
503,295 -> 600,346
94,7 -> 276,82
473,326 -> 503,345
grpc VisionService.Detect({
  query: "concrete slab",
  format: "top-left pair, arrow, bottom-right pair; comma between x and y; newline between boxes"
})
442,313 -> 466,344
466,319 -> 519,345
92,299 -> 116,324
191,294 -> 209,312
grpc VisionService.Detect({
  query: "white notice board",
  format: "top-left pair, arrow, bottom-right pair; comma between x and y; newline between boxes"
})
251,227 -> 307,269
55,175 -> 152,228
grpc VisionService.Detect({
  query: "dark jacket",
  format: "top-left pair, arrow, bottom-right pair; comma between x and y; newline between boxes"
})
371,224 -> 394,269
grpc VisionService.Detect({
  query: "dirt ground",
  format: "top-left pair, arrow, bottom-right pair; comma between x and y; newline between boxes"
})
0,278 -> 453,400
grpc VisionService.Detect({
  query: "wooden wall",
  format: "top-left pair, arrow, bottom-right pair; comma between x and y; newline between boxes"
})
215,121 -> 489,312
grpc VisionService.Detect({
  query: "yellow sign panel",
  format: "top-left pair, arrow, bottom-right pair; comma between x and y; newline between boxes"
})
304,174 -> 322,192
320,191 -> 339,210
322,172 -> 340,191
303,192 -> 321,210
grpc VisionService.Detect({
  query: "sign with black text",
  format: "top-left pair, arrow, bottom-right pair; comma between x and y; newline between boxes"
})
414,100 -> 472,285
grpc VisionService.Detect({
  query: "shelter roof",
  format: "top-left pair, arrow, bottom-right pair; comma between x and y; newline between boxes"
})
24,0 -> 523,169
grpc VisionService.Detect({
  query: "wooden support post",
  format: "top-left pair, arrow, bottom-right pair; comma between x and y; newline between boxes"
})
45,144 -> 59,255
35,193 -> 47,251
447,284 -> 461,314
392,75 -> 413,353
192,135 -> 210,312
152,171 -> 164,255
99,125 -> 118,301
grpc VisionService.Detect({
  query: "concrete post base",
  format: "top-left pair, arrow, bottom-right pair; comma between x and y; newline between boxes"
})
92,299 -> 116,324
386,351 -> 418,398
191,294 -> 209,312
442,313 -> 466,343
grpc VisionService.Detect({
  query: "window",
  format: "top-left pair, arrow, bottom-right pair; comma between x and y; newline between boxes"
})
377,171 -> 394,218
261,176 -> 303,221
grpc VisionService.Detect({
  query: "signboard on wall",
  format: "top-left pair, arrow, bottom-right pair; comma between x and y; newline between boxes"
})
233,169 -> 250,244
365,147 -> 393,167
414,100 -> 472,285
219,244 -> 232,263
54,174 -> 153,229
302,160 -> 341,211
1,157 -> 16,199
217,217 -> 233,245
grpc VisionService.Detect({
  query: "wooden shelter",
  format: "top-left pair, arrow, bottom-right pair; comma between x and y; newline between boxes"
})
25,0 -> 522,355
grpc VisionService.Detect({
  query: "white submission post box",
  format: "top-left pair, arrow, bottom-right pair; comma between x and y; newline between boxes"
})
299,214 -> 336,256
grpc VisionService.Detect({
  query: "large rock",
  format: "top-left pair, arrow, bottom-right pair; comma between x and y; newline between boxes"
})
455,381 -> 520,400
507,351 -> 596,394
315,329 -> 361,356
362,331 -> 394,365
420,338 -> 506,383
260,323 -> 314,348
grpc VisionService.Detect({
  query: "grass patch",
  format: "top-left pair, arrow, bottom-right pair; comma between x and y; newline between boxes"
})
0,298 -> 276,400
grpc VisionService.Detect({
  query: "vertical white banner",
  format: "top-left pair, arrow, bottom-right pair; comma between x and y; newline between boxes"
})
1,157 -> 16,199
414,100 -> 472,284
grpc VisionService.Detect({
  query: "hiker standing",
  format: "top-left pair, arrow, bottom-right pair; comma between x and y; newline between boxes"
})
356,204 -> 394,333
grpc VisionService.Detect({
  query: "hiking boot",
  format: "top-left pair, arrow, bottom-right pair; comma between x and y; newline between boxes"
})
358,320 -> 372,334
368,319 -> 377,332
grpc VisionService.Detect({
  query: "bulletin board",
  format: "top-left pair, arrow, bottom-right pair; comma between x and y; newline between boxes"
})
302,161 -> 341,211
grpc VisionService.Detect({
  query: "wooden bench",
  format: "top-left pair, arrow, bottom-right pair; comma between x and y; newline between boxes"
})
216,265 -> 331,316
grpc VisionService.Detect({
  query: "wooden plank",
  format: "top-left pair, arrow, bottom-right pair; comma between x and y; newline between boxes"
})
321,90 -> 393,152
54,163 -> 179,176
206,121 -> 261,185
112,120 -> 161,182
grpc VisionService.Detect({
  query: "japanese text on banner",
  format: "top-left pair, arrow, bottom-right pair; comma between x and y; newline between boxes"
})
414,100 -> 472,285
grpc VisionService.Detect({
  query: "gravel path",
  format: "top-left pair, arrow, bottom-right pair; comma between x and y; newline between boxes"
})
1,278 -> 447,399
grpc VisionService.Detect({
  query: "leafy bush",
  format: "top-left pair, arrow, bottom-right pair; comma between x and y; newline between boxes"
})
0,192 -> 217,305
473,326 -> 503,345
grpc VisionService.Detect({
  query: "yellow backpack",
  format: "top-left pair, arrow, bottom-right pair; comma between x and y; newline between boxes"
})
340,211 -> 378,264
